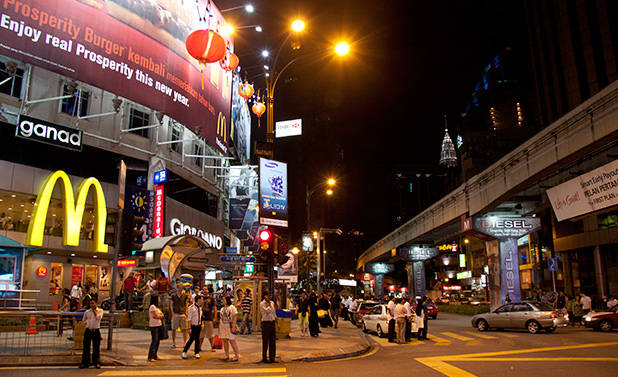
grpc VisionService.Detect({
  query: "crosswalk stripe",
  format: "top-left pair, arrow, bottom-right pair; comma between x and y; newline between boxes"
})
440,332 -> 474,341
427,334 -> 451,345
493,332 -> 519,338
98,368 -> 287,376
463,331 -> 497,339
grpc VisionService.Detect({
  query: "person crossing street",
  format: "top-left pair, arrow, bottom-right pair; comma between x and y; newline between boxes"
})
182,295 -> 203,359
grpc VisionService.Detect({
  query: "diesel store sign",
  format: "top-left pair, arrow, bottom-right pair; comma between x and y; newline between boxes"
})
15,115 -> 82,151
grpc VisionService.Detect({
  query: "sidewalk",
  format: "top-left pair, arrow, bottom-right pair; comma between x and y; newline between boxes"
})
101,319 -> 369,366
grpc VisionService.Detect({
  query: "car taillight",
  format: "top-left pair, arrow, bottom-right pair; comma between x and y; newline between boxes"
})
550,312 -> 557,318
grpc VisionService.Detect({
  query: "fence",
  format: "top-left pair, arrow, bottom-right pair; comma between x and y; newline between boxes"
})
0,311 -> 122,356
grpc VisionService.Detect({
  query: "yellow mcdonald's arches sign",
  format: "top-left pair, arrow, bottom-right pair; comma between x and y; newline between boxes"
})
26,170 -> 109,253
217,112 -> 226,141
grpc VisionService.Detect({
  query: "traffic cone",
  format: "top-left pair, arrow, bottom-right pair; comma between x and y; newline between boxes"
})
26,315 -> 38,334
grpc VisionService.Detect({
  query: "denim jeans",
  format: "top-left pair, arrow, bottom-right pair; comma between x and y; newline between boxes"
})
148,326 -> 161,360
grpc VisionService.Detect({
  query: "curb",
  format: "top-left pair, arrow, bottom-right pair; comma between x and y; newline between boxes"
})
292,333 -> 372,362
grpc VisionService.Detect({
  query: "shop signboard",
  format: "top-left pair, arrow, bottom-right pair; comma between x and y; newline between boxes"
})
125,186 -> 155,242
26,170 -> 108,253
413,261 -> 425,297
547,159 -> 618,221
259,158 -> 288,227
443,285 -> 462,291
302,233 -> 314,251
153,185 -> 165,238
398,247 -> 438,261
472,216 -> 541,239
153,170 -> 167,184
220,255 -> 255,263
15,115 -> 82,151
275,119 -> 302,138
169,218 -> 223,250
338,279 -> 357,287
367,263 -> 394,275
456,270 -> 471,279
0,0 -> 232,153
35,265 -> 47,278
117,259 -> 137,267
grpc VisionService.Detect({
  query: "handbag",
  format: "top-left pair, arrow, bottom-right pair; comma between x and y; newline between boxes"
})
212,334 -> 223,349
317,309 -> 327,318
159,323 -> 169,340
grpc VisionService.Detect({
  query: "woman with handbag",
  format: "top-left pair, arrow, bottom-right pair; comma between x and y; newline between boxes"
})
219,296 -> 240,361
148,295 -> 165,361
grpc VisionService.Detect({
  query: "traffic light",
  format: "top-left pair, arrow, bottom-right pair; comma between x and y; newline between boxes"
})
120,212 -> 146,256
259,229 -> 272,251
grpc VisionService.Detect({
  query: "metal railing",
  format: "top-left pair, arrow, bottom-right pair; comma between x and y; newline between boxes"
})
0,311 -> 123,356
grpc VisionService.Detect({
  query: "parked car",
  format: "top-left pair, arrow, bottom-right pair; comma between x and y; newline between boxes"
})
361,304 -> 417,337
413,298 -> 438,319
471,302 -> 568,334
353,300 -> 379,326
582,304 -> 618,332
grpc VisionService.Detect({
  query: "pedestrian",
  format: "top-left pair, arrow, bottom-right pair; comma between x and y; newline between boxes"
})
308,292 -> 320,337
566,296 -> 577,326
404,297 -> 413,341
387,296 -> 396,343
395,298 -> 407,344
71,281 -> 83,304
148,295 -> 165,362
555,291 -> 567,315
416,297 -> 428,340
122,272 -> 137,312
341,295 -> 350,321
298,291 -> 309,337
330,290 -> 342,328
79,300 -> 104,369
219,295 -> 240,362
260,291 -> 277,363
170,284 -> 189,349
318,294 -> 332,328
608,296 -> 618,309
155,273 -> 171,315
182,295 -> 203,359
504,293 -> 512,304
200,286 -> 217,352
580,292 -> 592,315
348,297 -> 358,325
240,288 -> 253,334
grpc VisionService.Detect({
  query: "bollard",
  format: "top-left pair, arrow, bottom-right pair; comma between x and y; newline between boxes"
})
73,322 -> 85,350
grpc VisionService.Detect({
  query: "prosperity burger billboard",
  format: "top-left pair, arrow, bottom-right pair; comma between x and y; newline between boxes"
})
0,0 -> 232,153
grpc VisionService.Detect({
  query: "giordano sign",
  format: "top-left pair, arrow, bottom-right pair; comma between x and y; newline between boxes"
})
26,170 -> 109,253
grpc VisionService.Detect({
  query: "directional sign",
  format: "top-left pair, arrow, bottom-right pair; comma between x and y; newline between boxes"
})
548,257 -> 558,272
220,255 -> 256,263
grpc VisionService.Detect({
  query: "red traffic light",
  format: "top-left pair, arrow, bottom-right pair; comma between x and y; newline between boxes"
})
259,230 -> 272,242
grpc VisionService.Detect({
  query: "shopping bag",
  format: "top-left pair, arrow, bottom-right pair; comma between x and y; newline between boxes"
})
212,334 -> 223,349
159,323 -> 169,340
317,309 -> 327,318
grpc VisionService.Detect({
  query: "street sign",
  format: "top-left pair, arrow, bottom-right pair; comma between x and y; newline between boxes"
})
220,255 -> 256,263
548,257 -> 558,272
226,247 -> 238,253
153,169 -> 167,184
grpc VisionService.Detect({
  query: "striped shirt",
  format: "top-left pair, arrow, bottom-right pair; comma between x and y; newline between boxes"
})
241,296 -> 252,314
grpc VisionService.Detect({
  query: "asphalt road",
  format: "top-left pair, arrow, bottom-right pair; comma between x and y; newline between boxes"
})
3,313 -> 617,377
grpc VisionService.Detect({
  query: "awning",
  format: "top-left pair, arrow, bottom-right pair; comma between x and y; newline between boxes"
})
140,235 -> 179,251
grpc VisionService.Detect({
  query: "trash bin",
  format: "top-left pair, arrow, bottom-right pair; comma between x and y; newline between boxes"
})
275,309 -> 291,339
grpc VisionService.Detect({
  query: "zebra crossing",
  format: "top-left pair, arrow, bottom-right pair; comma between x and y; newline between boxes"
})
368,329 -> 524,347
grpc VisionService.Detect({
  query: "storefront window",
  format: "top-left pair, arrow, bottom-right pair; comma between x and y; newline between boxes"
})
598,211 -> 618,230
0,255 -> 16,282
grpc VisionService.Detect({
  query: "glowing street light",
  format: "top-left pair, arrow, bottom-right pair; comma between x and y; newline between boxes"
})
334,41 -> 350,56
245,4 -> 255,13
255,25 -> 263,32
326,189 -> 333,196
291,19 -> 306,33
327,178 -> 336,186
221,24 -> 235,36
291,247 -> 300,255
261,50 -> 270,58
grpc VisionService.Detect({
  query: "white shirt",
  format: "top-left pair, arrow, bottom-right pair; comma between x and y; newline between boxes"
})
349,300 -> 358,312
342,297 -> 350,308
71,285 -> 82,299
404,302 -> 411,316
83,307 -> 104,330
395,303 -> 408,318
149,305 -> 163,327
221,304 -> 238,324
260,300 -> 276,322
387,300 -> 395,319
187,304 -> 202,326
581,296 -> 592,310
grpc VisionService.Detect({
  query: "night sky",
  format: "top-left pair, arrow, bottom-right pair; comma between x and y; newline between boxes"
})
217,0 -> 529,273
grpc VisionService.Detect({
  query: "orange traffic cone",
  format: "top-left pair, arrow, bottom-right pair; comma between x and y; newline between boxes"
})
26,315 -> 38,334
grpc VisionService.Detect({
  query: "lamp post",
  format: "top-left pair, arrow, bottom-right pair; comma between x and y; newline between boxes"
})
305,178 -> 336,231
316,228 -> 342,295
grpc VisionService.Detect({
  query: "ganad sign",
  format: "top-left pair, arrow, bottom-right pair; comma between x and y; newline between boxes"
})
16,115 -> 82,151
170,218 -> 223,250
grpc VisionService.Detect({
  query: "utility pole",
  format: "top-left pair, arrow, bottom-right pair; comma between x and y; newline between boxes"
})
108,160 -> 125,350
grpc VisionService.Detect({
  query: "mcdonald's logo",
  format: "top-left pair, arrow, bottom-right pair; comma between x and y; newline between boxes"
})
217,112 -> 226,141
26,170 -> 109,253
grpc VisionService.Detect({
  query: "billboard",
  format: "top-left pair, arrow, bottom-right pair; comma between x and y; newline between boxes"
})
125,186 -> 155,243
0,0 -> 232,153
230,73 -> 251,164
228,167 -> 259,246
275,119 -> 302,138
547,159 -> 618,221
277,251 -> 298,283
259,158 -> 288,227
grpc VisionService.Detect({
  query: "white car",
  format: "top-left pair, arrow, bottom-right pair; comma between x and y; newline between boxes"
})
361,304 -> 417,337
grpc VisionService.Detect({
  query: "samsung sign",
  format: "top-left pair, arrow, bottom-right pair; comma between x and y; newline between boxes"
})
15,115 -> 82,151
170,218 -> 223,250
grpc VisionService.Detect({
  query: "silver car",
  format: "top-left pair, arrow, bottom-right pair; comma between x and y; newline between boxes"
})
471,302 -> 568,334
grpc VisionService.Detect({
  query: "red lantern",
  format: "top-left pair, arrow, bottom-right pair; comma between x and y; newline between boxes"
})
252,101 -> 266,118
220,52 -> 239,71
238,82 -> 254,100
185,29 -> 227,89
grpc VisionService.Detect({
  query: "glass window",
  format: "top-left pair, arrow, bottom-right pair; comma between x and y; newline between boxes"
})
598,211 -> 618,230
0,61 -> 24,98
371,306 -> 383,315
495,305 -> 511,313
193,142 -> 203,166
60,83 -> 89,117
170,125 -> 182,153
0,256 -> 16,282
127,107 -> 150,137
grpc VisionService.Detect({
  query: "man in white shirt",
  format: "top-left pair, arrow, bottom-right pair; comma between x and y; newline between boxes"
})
71,282 -> 82,301
182,295 -> 203,359
403,297 -> 413,341
348,298 -> 359,325
387,296 -> 396,343
580,293 -> 592,315
395,298 -> 408,344
79,300 -> 104,369
260,292 -> 276,363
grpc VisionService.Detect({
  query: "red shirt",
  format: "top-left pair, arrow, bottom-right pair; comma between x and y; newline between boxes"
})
124,277 -> 136,292
156,277 -> 169,292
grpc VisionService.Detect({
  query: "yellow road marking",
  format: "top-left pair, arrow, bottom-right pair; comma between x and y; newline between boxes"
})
98,368 -> 287,376
315,346 -> 379,363
428,334 -> 451,345
492,332 -> 518,338
463,331 -> 497,340
0,366 -> 115,370
416,357 -> 476,377
454,357 -> 618,362
443,341 -> 618,359
441,332 -> 474,341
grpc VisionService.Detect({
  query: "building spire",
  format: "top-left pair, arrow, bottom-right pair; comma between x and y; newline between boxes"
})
439,114 -> 457,168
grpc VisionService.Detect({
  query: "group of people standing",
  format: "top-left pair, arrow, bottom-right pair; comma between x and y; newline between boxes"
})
387,296 -> 430,344
296,290 -> 345,338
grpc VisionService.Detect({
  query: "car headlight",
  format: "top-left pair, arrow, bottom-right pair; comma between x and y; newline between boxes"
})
585,317 -> 592,321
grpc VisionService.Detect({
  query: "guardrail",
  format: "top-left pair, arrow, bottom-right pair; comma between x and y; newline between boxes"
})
0,311 -> 123,356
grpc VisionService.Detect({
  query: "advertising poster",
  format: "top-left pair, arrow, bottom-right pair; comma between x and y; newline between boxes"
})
547,159 -> 618,221
49,262 -> 63,295
0,0 -> 232,153
229,167 -> 259,245
275,119 -> 302,138
230,73 -> 251,164
125,186 -> 154,242
259,158 -> 288,227
277,251 -> 298,283
71,265 -> 84,287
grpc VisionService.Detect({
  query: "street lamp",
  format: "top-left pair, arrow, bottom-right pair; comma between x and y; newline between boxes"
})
221,4 -> 255,13
316,228 -> 342,295
306,177 -> 337,231
334,41 -> 350,56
